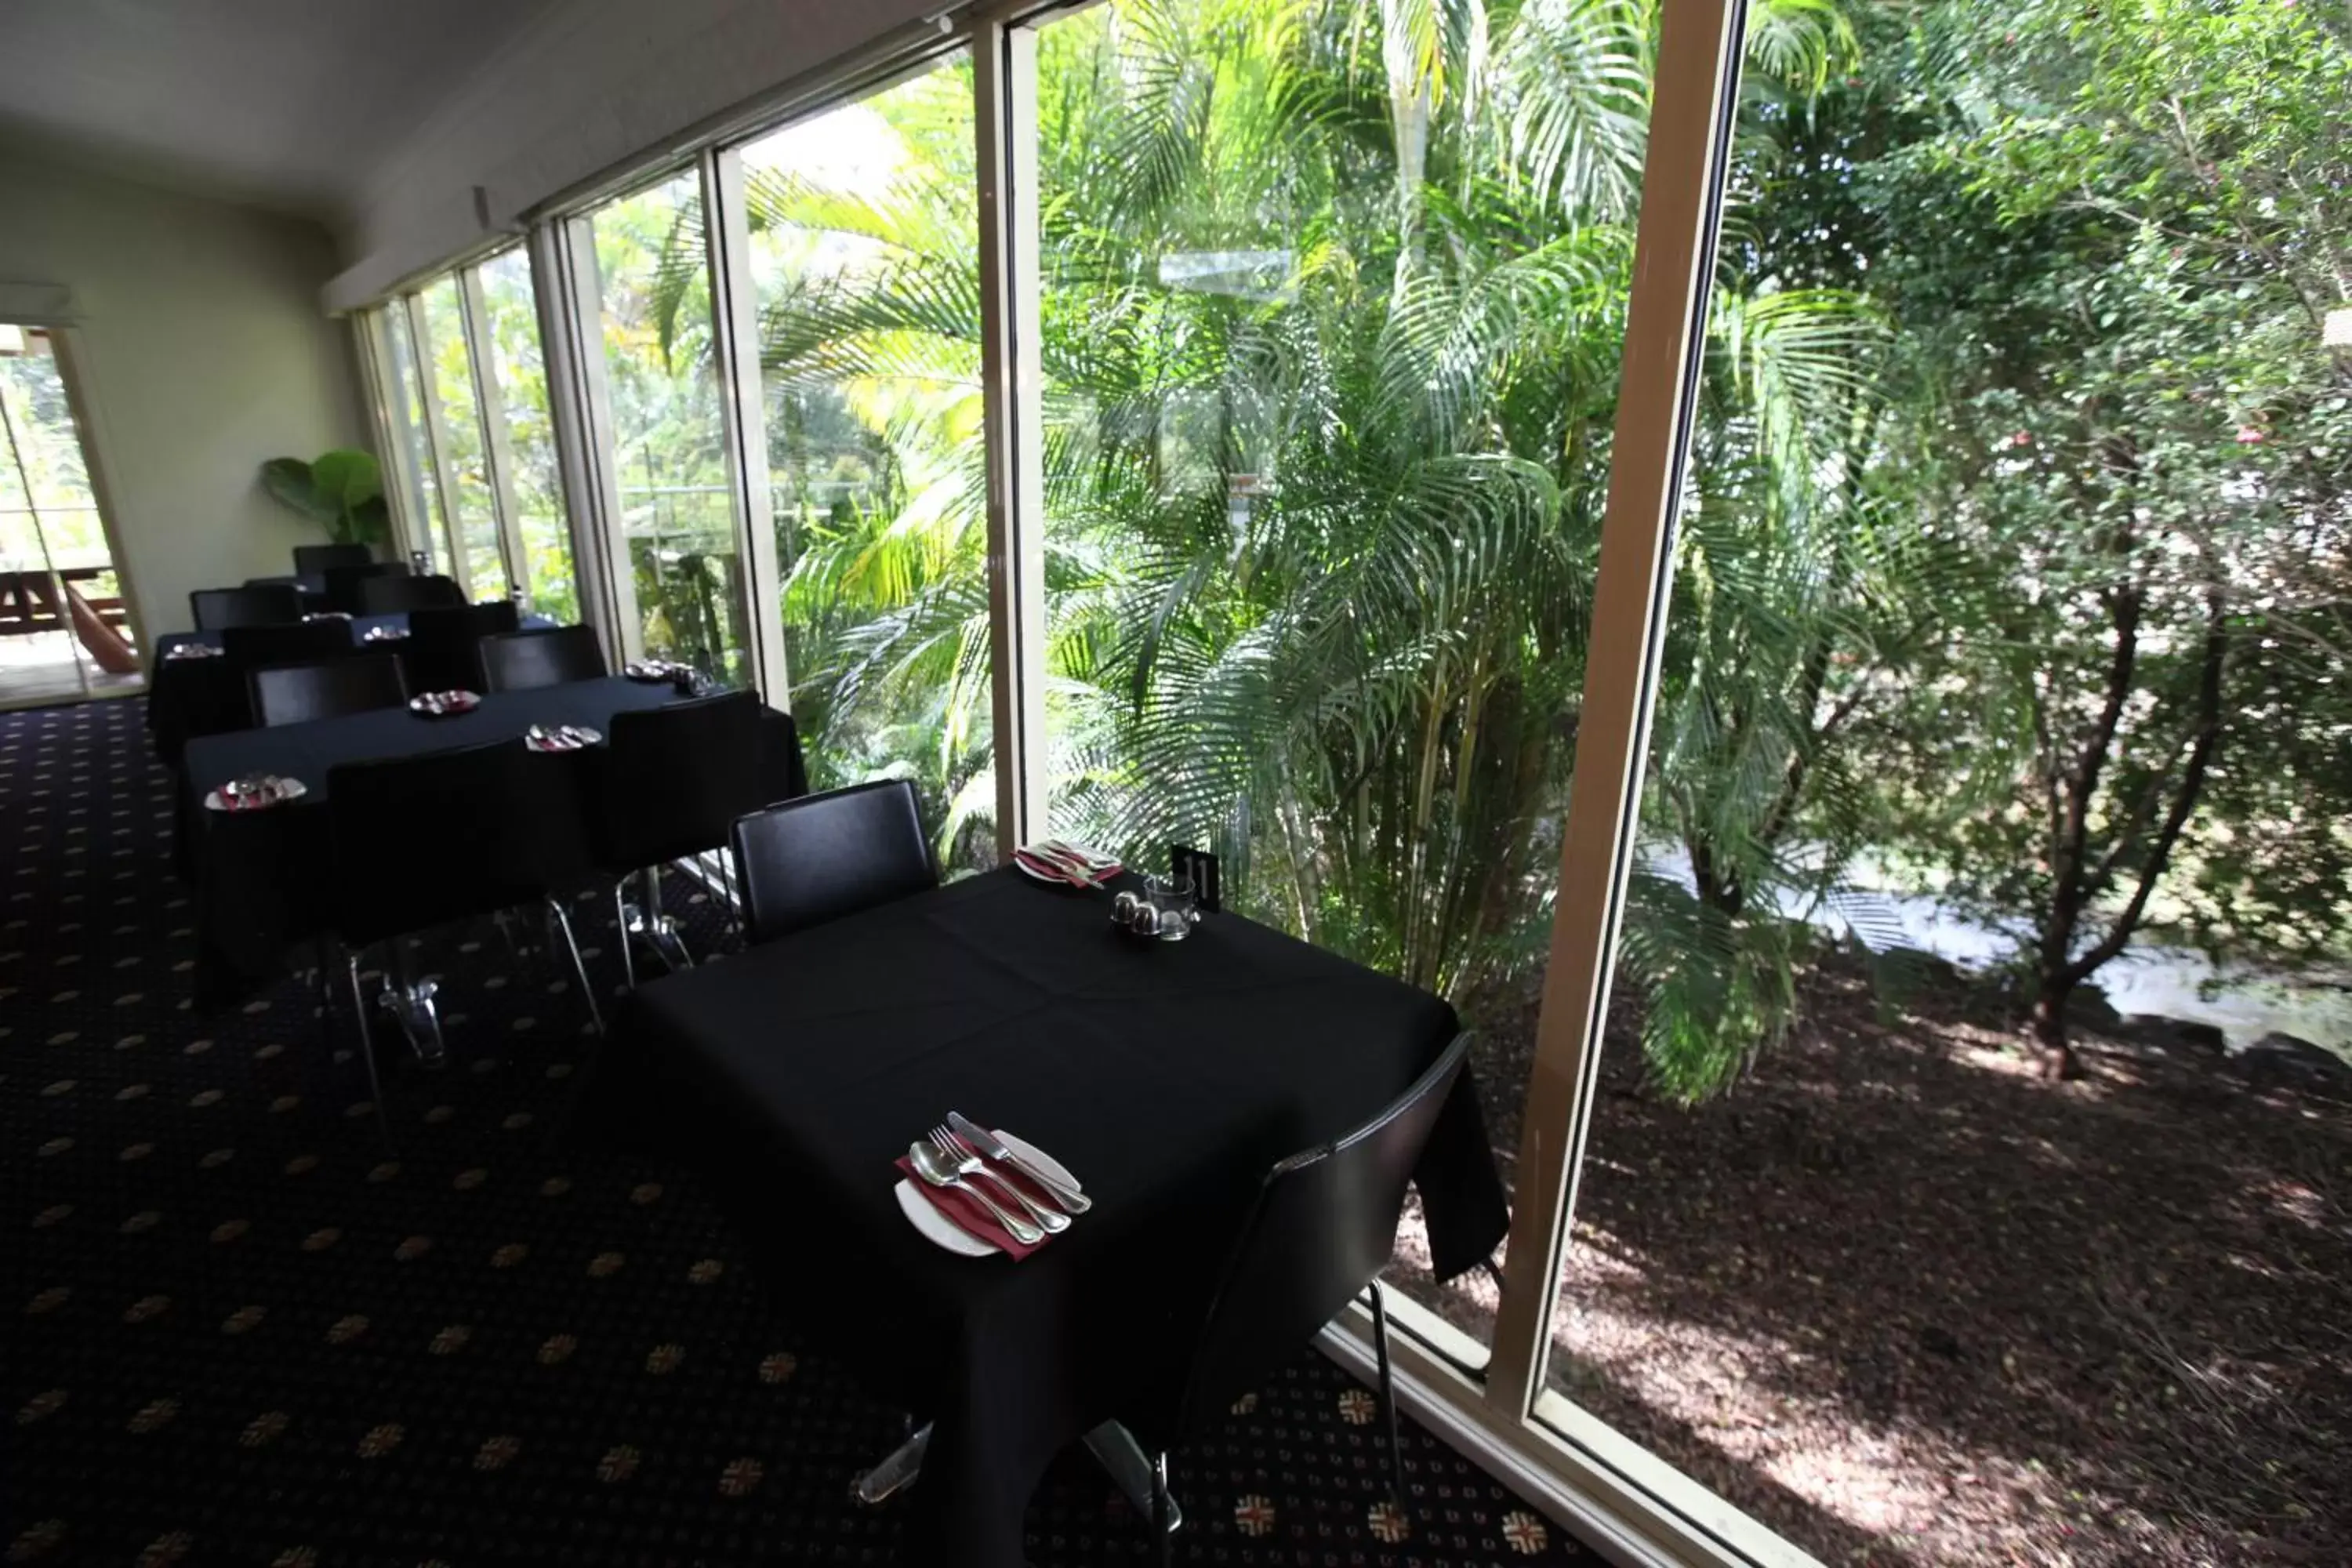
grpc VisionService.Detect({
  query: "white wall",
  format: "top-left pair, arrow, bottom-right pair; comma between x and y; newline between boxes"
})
328,0 -> 946,308
0,151 -> 365,638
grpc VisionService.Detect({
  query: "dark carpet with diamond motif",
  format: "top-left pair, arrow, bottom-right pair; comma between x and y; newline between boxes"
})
2,696 -> 1588,1566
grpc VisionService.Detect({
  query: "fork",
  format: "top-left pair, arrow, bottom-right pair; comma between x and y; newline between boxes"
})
931,1127 -> 1070,1234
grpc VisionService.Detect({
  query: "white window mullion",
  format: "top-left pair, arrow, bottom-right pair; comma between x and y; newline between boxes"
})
704,147 -> 792,706
459,264 -> 527,597
974,18 -> 1048,858
532,218 -> 641,660
1482,0 -> 1750,1412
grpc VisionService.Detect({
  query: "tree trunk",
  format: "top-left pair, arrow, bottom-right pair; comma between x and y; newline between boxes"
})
2031,975 -> 2078,1080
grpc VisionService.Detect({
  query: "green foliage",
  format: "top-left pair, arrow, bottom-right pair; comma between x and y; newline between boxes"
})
259,449 -> 390,546
619,0 -> 2352,1098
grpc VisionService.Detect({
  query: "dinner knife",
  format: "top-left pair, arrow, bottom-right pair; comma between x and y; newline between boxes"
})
946,1112 -> 1094,1214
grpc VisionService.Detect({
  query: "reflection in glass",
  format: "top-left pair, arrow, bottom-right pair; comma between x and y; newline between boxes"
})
736,59 -> 990,869
588,170 -> 752,688
478,249 -> 580,623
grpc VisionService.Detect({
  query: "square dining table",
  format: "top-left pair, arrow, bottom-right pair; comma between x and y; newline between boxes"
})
579,866 -> 1508,1568
176,676 -> 807,1000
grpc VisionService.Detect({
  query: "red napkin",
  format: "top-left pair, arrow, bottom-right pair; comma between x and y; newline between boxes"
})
894,1156 -> 1059,1260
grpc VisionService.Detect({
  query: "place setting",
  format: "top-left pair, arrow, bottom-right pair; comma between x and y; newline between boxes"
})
892,1112 -> 1091,1258
202,772 -> 307,811
524,722 -> 601,753
164,641 -> 223,661
408,688 -> 481,717
362,624 -> 410,643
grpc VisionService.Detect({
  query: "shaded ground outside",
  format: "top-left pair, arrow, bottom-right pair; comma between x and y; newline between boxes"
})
1388,954 -> 2352,1566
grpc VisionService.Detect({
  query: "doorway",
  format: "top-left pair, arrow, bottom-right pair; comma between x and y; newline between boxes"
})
0,323 -> 143,708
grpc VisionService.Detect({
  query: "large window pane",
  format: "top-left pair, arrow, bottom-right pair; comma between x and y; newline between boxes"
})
418,277 -> 506,597
735,59 -> 989,867
587,170 -> 753,687
382,303 -> 452,574
478,249 -> 580,623
1546,3 -> 2352,1564
1031,0 -> 1646,1348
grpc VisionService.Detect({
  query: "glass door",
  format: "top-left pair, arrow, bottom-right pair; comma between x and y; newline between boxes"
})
0,324 -> 142,706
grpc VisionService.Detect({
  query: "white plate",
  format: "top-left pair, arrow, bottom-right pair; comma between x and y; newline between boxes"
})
203,777 -> 308,812
362,627 -> 409,642
165,644 -> 223,661
623,662 -> 677,683
894,1129 -> 1082,1257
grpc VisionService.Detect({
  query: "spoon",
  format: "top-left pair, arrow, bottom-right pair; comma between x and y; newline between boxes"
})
908,1139 -> 1044,1245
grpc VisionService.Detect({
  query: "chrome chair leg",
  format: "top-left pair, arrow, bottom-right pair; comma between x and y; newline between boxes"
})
613,881 -> 638,994
343,952 -> 390,1149
546,897 -> 602,1036
1370,1280 -> 1407,1510
1084,1421 -> 1181,1533
1152,1451 -> 1174,1568
851,1421 -> 931,1505
378,940 -> 445,1067
617,866 -> 694,985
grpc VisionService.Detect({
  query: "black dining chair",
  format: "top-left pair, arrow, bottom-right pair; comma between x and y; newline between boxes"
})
1124,1033 -> 1472,1565
222,619 -> 356,670
479,626 -> 608,692
190,583 -> 303,631
321,739 -> 601,1116
322,561 -> 408,615
294,543 -> 375,578
358,572 -> 468,615
728,779 -> 935,947
249,654 -> 408,727
588,691 -> 770,989
404,600 -> 519,691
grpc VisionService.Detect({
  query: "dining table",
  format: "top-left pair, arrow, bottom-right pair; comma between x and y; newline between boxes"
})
576,866 -> 1510,1568
176,674 -> 808,1001
145,612 -> 555,763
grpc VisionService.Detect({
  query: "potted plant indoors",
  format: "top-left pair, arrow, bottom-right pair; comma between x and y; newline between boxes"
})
260,448 -> 391,547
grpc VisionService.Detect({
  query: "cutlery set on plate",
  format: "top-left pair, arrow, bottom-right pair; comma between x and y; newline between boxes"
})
896,1110 -> 1090,1257
1012,839 -> 1121,887
524,723 -> 601,753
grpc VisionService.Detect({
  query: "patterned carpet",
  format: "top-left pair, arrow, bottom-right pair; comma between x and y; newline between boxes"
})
2,696 -> 1590,1566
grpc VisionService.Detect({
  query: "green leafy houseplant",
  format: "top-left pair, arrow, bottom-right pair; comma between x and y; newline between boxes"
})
260,448 -> 390,546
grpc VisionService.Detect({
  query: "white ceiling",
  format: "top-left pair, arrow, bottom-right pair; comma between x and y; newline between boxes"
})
0,0 -> 558,223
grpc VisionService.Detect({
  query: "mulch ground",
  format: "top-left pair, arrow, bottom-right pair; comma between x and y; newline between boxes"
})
1392,954 -> 2352,1566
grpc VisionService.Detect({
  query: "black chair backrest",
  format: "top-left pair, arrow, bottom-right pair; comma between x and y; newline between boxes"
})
403,600 -> 519,691
1170,1033 -> 1470,1440
358,572 -> 466,615
479,626 -> 608,692
590,691 -> 771,872
249,654 -> 408,728
325,739 -> 556,949
728,779 -> 936,945
322,561 -> 408,615
190,584 -> 302,631
293,543 -> 373,577
221,620 -> 355,669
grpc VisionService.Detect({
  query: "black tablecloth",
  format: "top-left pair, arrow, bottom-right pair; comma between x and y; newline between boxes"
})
146,614 -> 554,763
580,869 -> 1508,1568
177,677 -> 808,996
